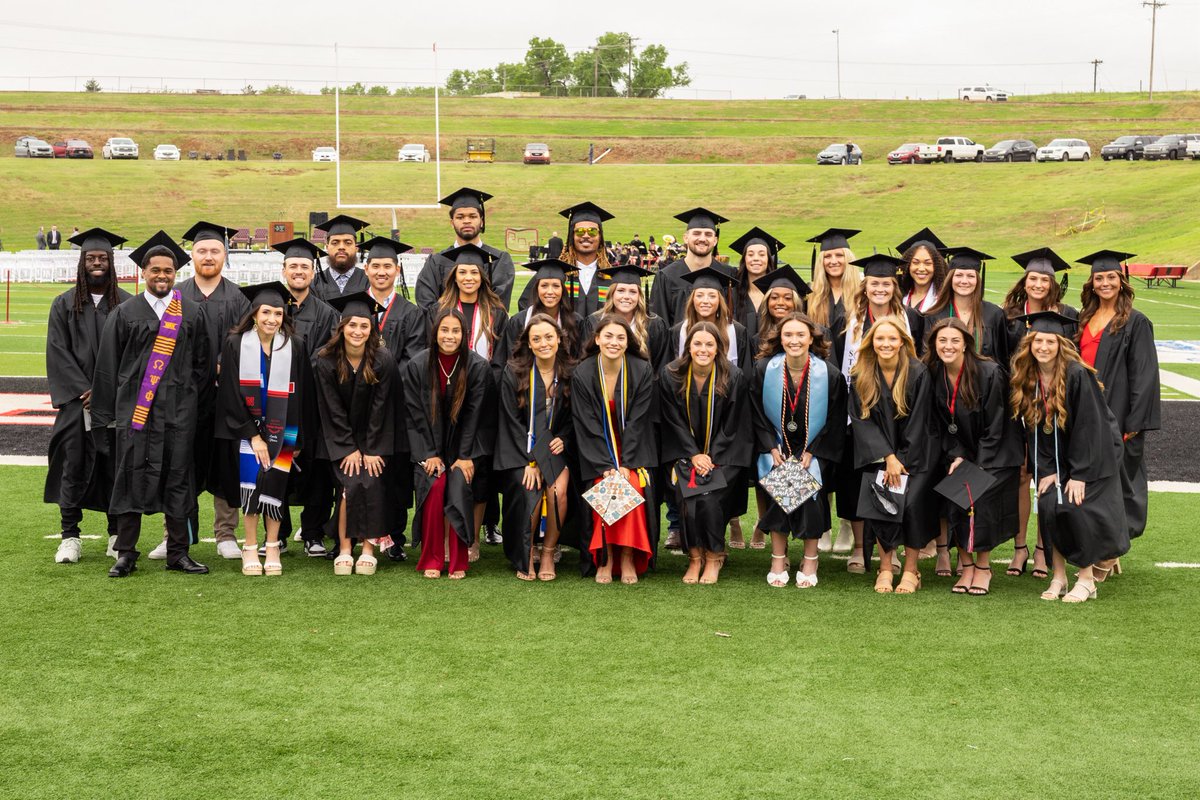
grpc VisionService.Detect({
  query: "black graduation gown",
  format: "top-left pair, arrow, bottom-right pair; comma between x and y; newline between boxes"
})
824,294 -> 849,367
732,289 -> 762,344
90,294 -> 209,518
403,351 -> 495,545
1005,304 -> 1078,361
311,263 -> 370,302
1028,362 -> 1129,567
290,293 -> 340,362
516,269 -> 610,319
44,287 -> 131,512
503,307 -> 586,363
571,355 -> 659,573
283,293 -> 339,506
658,368 -> 757,552
923,301 -> 1008,365
751,356 -> 847,538
314,348 -> 396,539
1087,308 -> 1161,541
667,319 -> 753,380
581,312 -> 671,373
415,244 -> 515,310
376,293 -> 428,532
495,365 -> 578,573
849,358 -> 938,552
930,360 -> 1024,552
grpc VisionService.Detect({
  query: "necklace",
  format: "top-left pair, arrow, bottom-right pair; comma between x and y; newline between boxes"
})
944,362 -> 964,435
781,357 -> 810,452
439,355 -> 459,388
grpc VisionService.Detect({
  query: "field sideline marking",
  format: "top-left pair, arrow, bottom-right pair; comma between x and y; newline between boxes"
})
1155,562 -> 1200,568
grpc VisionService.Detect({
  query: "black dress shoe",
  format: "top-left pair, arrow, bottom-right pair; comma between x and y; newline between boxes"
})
165,554 -> 209,574
484,525 -> 503,545
108,554 -> 137,578
387,543 -> 408,562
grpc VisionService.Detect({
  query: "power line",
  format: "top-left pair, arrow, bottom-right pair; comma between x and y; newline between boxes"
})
1143,1 -> 1166,99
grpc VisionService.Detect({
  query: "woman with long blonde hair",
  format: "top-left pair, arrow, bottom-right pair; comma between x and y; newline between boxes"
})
804,227 -> 861,366
1009,311 -> 1129,603
584,265 -> 670,371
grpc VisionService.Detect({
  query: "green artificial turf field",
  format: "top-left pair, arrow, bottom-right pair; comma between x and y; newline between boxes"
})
2,464 -> 1199,799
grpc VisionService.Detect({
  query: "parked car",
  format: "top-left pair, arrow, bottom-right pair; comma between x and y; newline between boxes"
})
1142,134 -> 1192,161
983,139 -> 1037,162
523,143 -> 551,165
14,136 -> 38,157
887,142 -> 926,164
959,86 -> 1008,102
153,144 -> 181,161
25,138 -> 54,158
1188,137 -> 1200,160
1036,138 -> 1091,162
102,137 -> 139,159
52,139 -> 94,158
816,142 -> 863,165
918,137 -> 984,163
397,143 -> 431,162
1100,135 -> 1157,161
311,146 -> 338,162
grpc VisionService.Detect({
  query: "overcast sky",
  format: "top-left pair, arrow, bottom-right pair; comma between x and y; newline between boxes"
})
1,1 -> 1197,99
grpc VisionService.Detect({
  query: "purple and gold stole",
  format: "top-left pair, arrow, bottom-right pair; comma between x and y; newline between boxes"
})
131,290 -> 183,430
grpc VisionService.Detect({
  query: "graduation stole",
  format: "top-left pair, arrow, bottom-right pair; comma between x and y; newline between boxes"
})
456,300 -> 491,359
236,331 -> 297,519
131,290 -> 182,430
841,307 -> 911,388
674,365 -> 716,490
757,353 -> 829,482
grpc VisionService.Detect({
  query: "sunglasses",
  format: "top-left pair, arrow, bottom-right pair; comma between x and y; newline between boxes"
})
573,227 -> 600,237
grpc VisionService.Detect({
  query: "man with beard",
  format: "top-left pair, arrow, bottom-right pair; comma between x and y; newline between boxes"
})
272,237 -> 341,557
414,187 -> 514,309
92,231 -> 210,577
517,201 -> 614,319
45,227 -> 131,563
311,214 -> 371,300
649,208 -> 731,326
143,221 -> 248,562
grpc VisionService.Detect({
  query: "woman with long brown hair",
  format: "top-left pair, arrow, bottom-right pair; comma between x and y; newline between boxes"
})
924,247 -> 1008,364
728,226 -> 785,340
437,243 -> 510,375
313,292 -> 397,576
1009,311 -> 1129,602
505,260 -> 585,361
896,228 -> 948,314
669,267 -> 751,374
495,314 -> 576,581
923,317 -> 1024,594
751,266 -> 812,359
849,316 -> 937,594
403,308 -> 495,579
1074,250 -> 1160,577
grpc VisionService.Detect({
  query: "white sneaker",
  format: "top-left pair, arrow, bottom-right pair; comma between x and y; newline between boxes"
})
148,538 -> 169,560
216,540 -> 242,560
833,520 -> 854,553
106,535 -> 118,559
55,538 -> 82,564
817,530 -> 832,553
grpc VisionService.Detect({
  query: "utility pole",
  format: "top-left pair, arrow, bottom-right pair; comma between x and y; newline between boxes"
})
1091,58 -> 1103,92
627,36 -> 634,98
593,46 -> 598,98
832,29 -> 841,99
1143,1 -> 1166,99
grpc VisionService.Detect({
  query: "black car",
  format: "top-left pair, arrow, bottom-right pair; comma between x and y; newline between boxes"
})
1100,135 -> 1156,161
1143,134 -> 1191,161
982,139 -> 1037,162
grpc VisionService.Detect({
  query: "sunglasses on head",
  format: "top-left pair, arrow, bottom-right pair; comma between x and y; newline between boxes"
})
574,227 -> 600,237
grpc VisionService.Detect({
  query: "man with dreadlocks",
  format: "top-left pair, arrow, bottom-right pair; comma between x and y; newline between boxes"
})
45,228 -> 132,564
517,201 -> 615,319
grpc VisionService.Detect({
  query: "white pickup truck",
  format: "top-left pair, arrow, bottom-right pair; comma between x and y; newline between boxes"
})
917,136 -> 984,163
1188,135 -> 1200,160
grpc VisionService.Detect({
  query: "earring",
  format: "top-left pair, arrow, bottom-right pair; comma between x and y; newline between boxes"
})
253,322 -> 259,331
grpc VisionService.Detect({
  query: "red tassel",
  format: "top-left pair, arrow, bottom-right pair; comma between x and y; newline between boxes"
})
687,467 -> 697,489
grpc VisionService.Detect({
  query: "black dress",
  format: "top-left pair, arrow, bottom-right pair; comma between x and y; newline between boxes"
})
751,355 -> 847,539
930,359 -> 1024,552
658,367 -> 757,552
1028,361 -> 1130,567
848,358 -> 938,554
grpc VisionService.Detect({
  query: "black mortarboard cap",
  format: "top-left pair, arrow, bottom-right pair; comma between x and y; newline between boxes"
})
315,214 -> 370,237
1011,247 -> 1071,276
943,246 -> 995,272
728,226 -> 786,257
521,259 -> 578,284
559,201 -> 614,225
240,281 -> 290,310
851,253 -> 906,279
753,264 -> 812,297
673,207 -> 729,232
271,238 -> 327,262
129,230 -> 190,268
328,290 -> 384,321
599,265 -> 654,286
181,220 -> 237,245
1077,249 -> 1136,276
69,227 -> 126,253
678,265 -> 739,292
444,242 -> 495,268
439,187 -> 493,212
360,235 -> 414,262
933,460 -> 997,511
806,227 -> 860,252
1014,310 -> 1077,336
896,227 -> 948,254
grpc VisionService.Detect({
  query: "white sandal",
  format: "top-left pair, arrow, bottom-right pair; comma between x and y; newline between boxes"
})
263,541 -> 282,576
796,554 -> 819,588
333,553 -> 354,576
766,553 -> 789,587
241,544 -> 263,577
355,553 -> 377,575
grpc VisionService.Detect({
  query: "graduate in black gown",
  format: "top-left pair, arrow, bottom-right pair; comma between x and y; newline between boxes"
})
649,207 -> 730,327
803,228 -> 861,368
405,308 -> 495,579
214,282 -> 310,577
924,247 -> 1008,365
896,227 -> 948,315
572,315 -> 659,583
660,322 -> 759,584
923,317 -> 1024,595
495,314 -> 577,580
45,227 -> 130,564
415,188 -> 515,309
518,202 -> 616,318
505,259 -> 585,361
91,232 -> 210,577
1075,250 -> 1160,575
313,292 -> 397,576
582,265 -> 670,371
848,315 -> 937,594
311,214 -> 371,300
727,226 -> 785,341
1010,311 -> 1129,603
750,266 -> 812,360
752,313 -> 846,588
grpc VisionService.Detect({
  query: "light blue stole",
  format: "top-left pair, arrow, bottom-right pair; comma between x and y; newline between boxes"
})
758,353 -> 829,481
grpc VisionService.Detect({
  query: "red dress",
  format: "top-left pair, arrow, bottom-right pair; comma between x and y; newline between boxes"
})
415,353 -> 471,575
588,400 -> 652,576
1079,323 -> 1103,368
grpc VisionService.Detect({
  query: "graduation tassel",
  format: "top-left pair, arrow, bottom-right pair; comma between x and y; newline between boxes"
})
810,245 -> 816,280
965,483 -> 975,553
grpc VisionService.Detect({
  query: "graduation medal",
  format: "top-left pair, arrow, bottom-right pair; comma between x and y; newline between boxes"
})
1043,421 -> 1053,434
947,422 -> 958,435
786,420 -> 798,433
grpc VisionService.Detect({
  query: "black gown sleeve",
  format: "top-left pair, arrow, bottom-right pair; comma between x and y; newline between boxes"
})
45,296 -> 89,408
216,335 -> 259,441
363,353 -> 396,457
808,360 -> 847,464
657,371 -> 699,464
1065,363 -> 1121,483
1124,311 -> 1161,433
315,357 -> 358,461
456,355 -> 495,461
403,353 -> 438,462
414,253 -> 444,310
895,360 -> 933,471
89,307 -> 126,429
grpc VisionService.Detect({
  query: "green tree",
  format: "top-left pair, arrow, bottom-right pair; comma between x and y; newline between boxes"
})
342,81 -> 367,95
631,43 -> 690,98
261,84 -> 298,95
367,85 -> 390,95
524,37 -> 571,95
84,79 -> 101,93
242,84 -> 257,95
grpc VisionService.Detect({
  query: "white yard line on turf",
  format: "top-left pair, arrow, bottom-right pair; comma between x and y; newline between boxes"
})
1157,370 -> 1200,398
1,455 -> 48,466
1155,562 -> 1200,568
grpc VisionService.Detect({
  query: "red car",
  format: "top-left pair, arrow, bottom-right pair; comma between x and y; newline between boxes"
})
53,139 -> 94,158
887,142 -> 925,165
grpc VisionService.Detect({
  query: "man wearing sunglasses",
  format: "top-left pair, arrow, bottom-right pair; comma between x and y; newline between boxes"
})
518,201 -> 615,318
